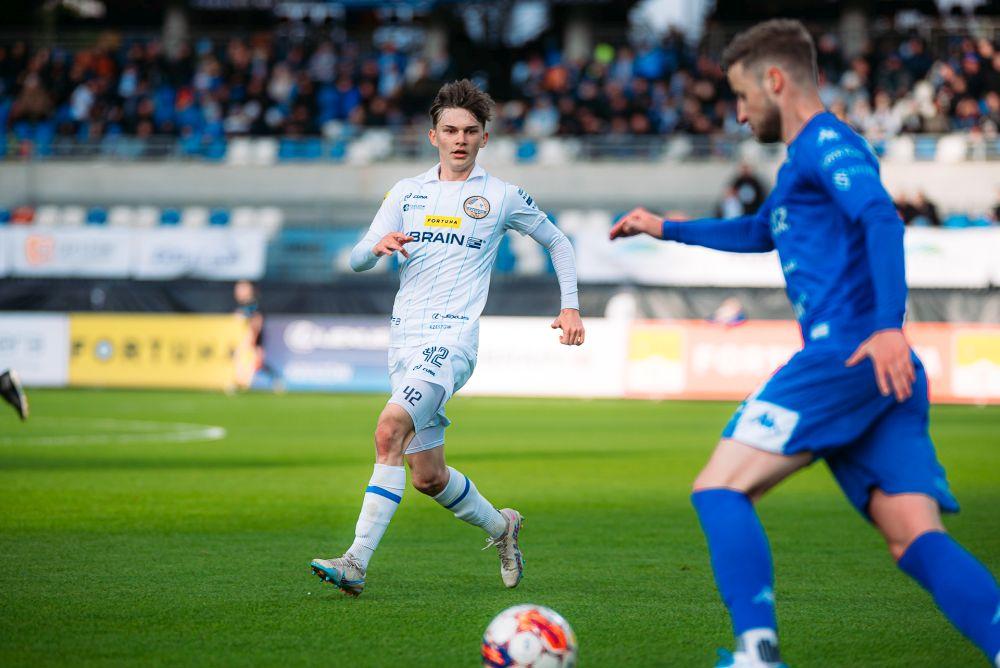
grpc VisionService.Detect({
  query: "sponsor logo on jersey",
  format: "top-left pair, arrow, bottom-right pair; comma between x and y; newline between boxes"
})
403,193 -> 428,200
516,187 -> 535,207
821,145 -> 866,168
770,206 -> 789,236
424,215 -> 462,228
406,230 -> 486,249
817,128 -> 840,145
432,313 -> 470,321
832,170 -> 852,191
463,195 -> 491,219
402,203 -> 426,212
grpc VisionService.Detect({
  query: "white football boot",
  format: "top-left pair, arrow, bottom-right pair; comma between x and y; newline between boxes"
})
310,553 -> 366,597
715,629 -> 786,668
483,508 -> 524,588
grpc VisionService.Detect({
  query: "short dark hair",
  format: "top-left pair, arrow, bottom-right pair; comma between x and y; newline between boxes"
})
721,19 -> 818,85
429,79 -> 494,128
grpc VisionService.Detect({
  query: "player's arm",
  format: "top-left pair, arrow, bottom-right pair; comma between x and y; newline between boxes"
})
813,140 -> 914,401
528,220 -> 584,346
505,185 -> 584,346
610,207 -> 774,253
350,187 -> 412,272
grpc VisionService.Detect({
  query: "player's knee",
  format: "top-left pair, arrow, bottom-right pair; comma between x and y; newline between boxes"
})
373,418 -> 408,458
411,468 -> 448,496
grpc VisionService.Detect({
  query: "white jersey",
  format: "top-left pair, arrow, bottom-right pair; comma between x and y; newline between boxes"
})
363,163 -> 548,350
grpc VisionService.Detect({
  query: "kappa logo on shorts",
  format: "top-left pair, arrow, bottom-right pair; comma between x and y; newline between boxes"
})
731,400 -> 799,454
424,215 -> 461,228
463,195 -> 490,219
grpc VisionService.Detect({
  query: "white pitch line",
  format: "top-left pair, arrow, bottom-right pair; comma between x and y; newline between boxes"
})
0,418 -> 227,446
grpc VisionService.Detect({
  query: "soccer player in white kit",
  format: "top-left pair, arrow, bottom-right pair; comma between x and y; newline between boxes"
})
311,80 -> 585,596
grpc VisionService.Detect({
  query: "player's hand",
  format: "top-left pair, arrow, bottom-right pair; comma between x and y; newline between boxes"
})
373,232 -> 414,259
846,329 -> 915,402
609,207 -> 664,240
551,309 -> 585,346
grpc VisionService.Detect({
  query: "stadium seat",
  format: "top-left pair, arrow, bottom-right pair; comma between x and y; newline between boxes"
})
256,207 -> 284,238
886,136 -> 915,162
181,207 -> 209,227
226,138 -> 252,166
942,214 -> 970,228
914,136 -> 938,160
936,135 -> 968,163
131,206 -> 158,228
516,140 -> 538,163
664,136 -> 693,161
11,206 -> 35,224
108,206 -> 135,227
230,206 -> 257,229
60,206 -> 86,227
0,208 -> 10,224
33,205 -> 60,227
251,138 -> 278,166
209,208 -> 231,226
86,207 -> 109,225
160,208 -> 182,226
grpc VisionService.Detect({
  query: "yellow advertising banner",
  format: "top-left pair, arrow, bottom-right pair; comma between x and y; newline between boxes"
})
69,314 -> 252,390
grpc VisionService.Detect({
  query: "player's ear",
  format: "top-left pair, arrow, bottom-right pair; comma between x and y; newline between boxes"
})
766,66 -> 784,95
481,129 -> 488,148
428,128 -> 438,147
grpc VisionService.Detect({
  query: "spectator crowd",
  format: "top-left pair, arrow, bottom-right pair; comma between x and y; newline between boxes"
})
2,22 -> 1000,151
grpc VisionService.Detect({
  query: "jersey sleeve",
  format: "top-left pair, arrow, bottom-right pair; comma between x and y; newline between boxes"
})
662,213 -> 773,252
502,185 -> 548,236
350,183 -> 405,272
808,135 -> 907,330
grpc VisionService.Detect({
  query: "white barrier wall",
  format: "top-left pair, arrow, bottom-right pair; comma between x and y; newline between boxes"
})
2,160 -> 998,212
0,228 -> 267,280
0,314 -> 69,386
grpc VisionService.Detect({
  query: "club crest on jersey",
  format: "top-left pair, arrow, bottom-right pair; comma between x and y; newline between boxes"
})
463,195 -> 490,219
424,215 -> 461,228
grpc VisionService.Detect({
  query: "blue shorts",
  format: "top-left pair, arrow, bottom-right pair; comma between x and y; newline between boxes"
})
721,346 -> 959,519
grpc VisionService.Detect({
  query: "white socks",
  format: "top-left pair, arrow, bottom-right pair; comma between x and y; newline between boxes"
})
737,628 -> 781,665
347,464 -> 405,569
433,466 -> 508,540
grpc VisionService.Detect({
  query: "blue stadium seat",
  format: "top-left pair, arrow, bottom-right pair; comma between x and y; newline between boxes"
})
209,208 -> 231,226
494,235 -> 516,273
942,214 -> 970,228
0,208 -> 10,224
914,136 -> 937,160
516,140 -> 538,163
86,208 -> 108,225
160,208 -> 182,226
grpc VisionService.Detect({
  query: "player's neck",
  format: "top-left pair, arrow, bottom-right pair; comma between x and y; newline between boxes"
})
781,92 -> 826,145
438,162 -> 475,182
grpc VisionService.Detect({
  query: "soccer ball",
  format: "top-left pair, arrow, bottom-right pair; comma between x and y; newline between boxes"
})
481,604 -> 577,667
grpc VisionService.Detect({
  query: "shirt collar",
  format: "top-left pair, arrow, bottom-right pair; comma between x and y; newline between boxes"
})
419,162 -> 486,184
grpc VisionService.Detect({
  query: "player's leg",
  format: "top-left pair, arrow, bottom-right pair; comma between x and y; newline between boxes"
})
845,363 -> 1000,665
0,369 -> 29,421
692,439 -> 810,667
870,491 -> 1000,666
405,415 -> 523,588
310,402 -> 414,595
693,347 -> 895,667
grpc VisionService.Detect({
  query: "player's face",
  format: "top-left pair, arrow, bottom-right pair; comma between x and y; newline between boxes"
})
728,61 -> 782,143
429,107 -> 488,174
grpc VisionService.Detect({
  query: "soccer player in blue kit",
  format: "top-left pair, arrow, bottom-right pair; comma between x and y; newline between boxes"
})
610,19 -> 1000,668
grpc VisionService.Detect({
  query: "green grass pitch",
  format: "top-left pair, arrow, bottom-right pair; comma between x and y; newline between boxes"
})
1,389 -> 997,667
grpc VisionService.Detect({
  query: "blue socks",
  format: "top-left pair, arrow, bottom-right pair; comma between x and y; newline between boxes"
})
692,489 -> 777,635
898,531 -> 1000,664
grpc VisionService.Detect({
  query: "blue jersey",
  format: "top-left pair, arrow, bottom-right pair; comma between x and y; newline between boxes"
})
664,111 -> 907,349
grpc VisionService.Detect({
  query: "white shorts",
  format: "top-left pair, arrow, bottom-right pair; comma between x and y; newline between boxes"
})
387,343 -> 476,454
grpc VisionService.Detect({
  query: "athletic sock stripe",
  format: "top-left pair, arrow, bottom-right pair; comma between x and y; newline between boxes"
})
365,485 -> 402,504
444,476 -> 471,510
